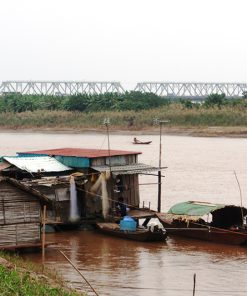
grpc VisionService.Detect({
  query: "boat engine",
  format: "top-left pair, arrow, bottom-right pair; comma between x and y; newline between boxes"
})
148,221 -> 165,233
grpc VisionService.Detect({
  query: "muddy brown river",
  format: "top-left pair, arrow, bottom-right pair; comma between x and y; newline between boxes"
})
2,132 -> 247,295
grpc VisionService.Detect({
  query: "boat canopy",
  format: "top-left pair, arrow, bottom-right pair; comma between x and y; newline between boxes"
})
168,201 -> 225,216
159,201 -> 247,227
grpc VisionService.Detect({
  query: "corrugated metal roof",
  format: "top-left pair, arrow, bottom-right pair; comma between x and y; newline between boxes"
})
19,148 -> 142,158
0,161 -> 12,171
91,163 -> 160,175
4,156 -> 72,173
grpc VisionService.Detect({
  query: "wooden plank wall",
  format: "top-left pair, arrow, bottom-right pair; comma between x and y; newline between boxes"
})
122,174 -> 139,207
0,181 -> 41,246
0,223 -> 40,246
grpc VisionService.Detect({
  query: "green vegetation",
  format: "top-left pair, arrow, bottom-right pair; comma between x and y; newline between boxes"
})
204,93 -> 226,108
0,252 -> 81,296
1,92 -> 247,134
0,104 -> 247,131
0,91 -> 170,113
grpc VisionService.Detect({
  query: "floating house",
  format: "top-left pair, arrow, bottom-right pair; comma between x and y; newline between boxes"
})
0,147 -> 160,250
0,178 -> 49,249
17,148 -> 159,220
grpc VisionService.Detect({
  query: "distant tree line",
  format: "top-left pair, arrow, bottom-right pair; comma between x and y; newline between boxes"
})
0,91 -> 247,113
179,93 -> 247,110
0,92 -> 170,113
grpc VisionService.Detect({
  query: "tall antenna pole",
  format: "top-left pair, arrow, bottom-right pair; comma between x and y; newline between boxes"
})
104,118 -> 111,171
154,118 -> 170,212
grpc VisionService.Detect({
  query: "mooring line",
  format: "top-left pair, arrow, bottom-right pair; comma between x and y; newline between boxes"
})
58,250 -> 99,296
79,187 -> 145,211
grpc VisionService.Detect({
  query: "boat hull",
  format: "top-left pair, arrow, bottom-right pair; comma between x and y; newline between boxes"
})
96,223 -> 167,242
157,215 -> 247,245
132,141 -> 152,145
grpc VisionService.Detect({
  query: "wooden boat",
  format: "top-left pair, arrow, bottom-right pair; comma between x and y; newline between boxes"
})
96,222 -> 167,242
156,201 -> 247,245
133,141 -> 152,145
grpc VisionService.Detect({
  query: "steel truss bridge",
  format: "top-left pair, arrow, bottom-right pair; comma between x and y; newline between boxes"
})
0,81 -> 125,95
135,82 -> 247,98
0,80 -> 247,98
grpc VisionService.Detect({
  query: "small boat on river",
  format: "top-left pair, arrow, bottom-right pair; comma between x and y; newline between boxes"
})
133,141 -> 152,145
96,222 -> 167,242
133,137 -> 152,145
156,201 -> 247,245
96,211 -> 167,242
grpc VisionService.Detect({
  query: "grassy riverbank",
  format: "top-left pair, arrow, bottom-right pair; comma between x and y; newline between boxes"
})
0,252 -> 81,296
1,104 -> 247,136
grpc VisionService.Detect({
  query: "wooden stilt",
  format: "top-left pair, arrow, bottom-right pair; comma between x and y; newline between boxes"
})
42,205 -> 46,269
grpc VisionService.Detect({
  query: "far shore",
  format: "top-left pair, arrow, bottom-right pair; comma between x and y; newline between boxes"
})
1,126 -> 247,138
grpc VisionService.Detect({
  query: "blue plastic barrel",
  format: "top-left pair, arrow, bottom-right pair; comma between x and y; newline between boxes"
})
120,216 -> 137,231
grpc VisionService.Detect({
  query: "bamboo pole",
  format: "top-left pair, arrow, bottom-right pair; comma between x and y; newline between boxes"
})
155,119 -> 169,212
157,122 -> 162,212
233,170 -> 244,225
59,250 -> 99,296
42,205 -> 46,268
193,273 -> 196,296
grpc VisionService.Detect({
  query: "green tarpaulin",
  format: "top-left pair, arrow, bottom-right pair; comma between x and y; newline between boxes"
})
168,201 -> 225,216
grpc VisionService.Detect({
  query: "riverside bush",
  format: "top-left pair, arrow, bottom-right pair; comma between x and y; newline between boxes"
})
0,252 -> 81,296
0,265 -> 77,296
1,104 -> 247,130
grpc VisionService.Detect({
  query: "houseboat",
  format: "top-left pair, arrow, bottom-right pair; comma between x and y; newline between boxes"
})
156,201 -> 247,245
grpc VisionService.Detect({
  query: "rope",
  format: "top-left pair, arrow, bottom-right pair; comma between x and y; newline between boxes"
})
79,187 -> 148,212
192,221 -> 247,236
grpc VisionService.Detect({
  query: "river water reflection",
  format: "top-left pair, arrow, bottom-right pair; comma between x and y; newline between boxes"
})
2,132 -> 247,295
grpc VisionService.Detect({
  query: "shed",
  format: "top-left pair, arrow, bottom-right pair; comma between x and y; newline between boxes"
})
0,178 -> 48,249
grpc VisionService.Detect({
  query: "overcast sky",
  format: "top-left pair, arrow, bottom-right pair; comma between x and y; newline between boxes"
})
0,0 -> 246,89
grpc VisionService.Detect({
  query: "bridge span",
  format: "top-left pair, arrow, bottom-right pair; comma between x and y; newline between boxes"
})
135,82 -> 247,98
1,81 -> 247,98
0,81 -> 125,96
